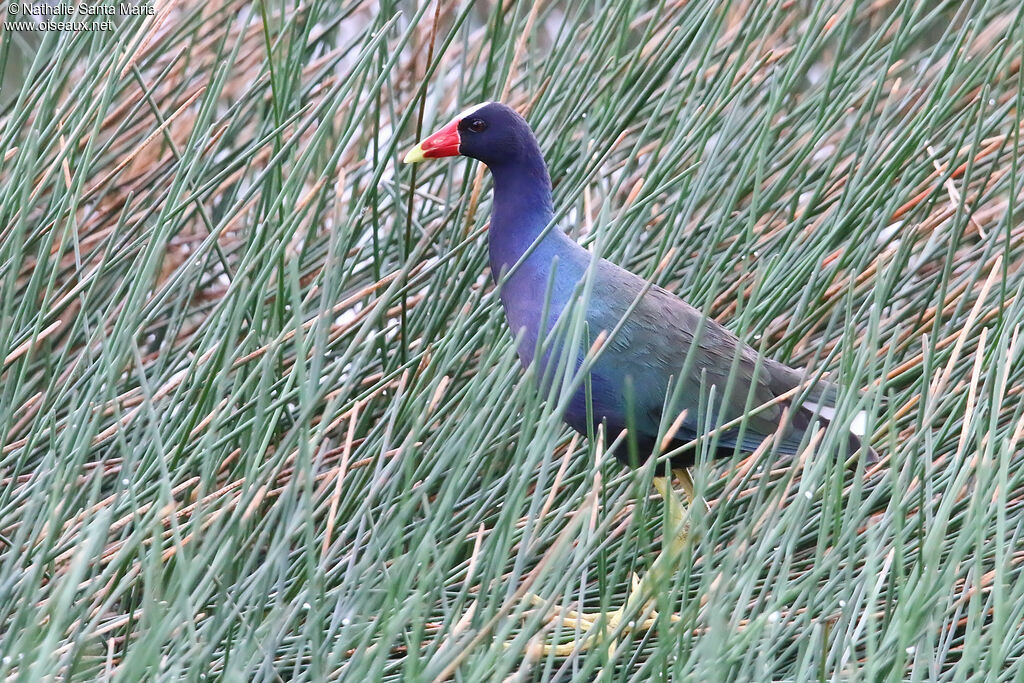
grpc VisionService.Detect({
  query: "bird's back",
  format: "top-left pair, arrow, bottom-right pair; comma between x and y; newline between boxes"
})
501,246 -> 864,467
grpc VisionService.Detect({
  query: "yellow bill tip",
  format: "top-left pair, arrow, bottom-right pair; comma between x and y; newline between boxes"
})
403,144 -> 426,164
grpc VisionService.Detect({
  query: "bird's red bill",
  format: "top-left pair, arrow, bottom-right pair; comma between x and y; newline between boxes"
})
417,118 -> 461,158
403,117 -> 463,164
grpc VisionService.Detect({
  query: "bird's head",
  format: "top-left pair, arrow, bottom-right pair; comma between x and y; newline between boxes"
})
403,102 -> 533,168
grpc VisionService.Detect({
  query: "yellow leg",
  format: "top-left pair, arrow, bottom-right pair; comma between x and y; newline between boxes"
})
524,468 -> 694,657
654,468 -> 693,561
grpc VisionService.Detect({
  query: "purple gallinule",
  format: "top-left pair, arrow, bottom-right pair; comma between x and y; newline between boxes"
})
404,102 -> 875,654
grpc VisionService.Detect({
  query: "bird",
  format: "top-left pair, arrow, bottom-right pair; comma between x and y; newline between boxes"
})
403,101 -> 876,655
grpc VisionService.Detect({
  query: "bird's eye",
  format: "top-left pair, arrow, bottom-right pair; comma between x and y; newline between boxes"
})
468,119 -> 487,133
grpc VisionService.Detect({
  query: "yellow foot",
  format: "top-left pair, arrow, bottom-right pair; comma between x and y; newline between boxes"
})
524,572 -> 680,657
519,471 -> 695,657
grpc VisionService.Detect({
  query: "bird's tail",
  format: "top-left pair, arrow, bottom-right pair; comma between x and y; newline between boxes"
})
794,382 -> 879,464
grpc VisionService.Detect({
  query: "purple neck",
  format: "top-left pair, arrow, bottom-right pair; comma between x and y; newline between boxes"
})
485,149 -> 562,280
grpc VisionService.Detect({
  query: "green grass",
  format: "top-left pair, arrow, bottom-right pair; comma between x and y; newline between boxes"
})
1,0 -> 1023,679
